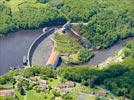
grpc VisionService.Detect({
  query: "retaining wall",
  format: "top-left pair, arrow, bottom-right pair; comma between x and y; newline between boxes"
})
27,28 -> 55,67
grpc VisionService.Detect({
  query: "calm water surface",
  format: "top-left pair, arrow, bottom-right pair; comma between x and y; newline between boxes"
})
87,37 -> 134,65
0,29 -> 42,75
0,28 -> 133,75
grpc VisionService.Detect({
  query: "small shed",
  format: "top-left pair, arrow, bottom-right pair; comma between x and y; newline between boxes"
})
46,51 -> 60,68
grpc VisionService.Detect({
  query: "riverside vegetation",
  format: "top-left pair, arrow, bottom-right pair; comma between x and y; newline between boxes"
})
0,0 -> 134,100
0,0 -> 134,48
54,33 -> 94,64
0,40 -> 134,99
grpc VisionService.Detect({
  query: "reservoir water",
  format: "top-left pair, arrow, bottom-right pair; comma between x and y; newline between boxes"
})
0,29 -> 42,75
0,28 -> 133,75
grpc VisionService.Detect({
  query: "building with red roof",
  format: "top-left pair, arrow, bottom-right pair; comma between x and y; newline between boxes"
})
46,51 -> 60,68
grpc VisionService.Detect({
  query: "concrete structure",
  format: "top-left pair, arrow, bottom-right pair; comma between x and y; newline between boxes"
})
63,21 -> 71,29
46,51 -> 60,68
61,21 -> 71,32
27,28 -> 55,67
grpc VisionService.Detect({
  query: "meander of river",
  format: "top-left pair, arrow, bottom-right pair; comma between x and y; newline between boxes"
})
86,37 -> 134,66
0,28 -> 134,75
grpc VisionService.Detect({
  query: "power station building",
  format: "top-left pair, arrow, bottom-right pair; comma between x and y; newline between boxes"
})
46,51 -> 60,68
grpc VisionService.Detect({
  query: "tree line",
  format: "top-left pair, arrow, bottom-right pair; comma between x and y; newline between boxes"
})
0,1 -> 66,35
1,0 -> 134,45
1,58 -> 134,99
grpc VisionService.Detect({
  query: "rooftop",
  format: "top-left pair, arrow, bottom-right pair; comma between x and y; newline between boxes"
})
46,51 -> 60,66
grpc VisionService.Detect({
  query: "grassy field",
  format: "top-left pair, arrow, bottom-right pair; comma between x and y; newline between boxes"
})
78,93 -> 96,100
0,96 -> 14,100
15,90 -> 48,100
15,90 -> 24,100
27,90 -> 46,100
54,33 -> 81,54
54,33 -> 94,64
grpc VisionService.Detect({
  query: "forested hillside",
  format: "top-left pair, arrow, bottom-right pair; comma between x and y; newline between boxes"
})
70,0 -> 134,48
0,0 -> 66,35
1,58 -> 134,99
0,0 -> 134,99
0,0 -> 134,42
0,38 -> 134,99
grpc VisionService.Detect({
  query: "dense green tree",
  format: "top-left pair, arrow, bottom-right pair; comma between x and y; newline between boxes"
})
37,0 -> 48,3
21,66 -> 56,78
1,0 -> 133,45
1,57 -> 134,98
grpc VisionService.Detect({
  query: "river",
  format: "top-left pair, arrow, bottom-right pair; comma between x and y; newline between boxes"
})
0,28 -> 133,75
86,37 -> 134,66
0,29 -> 42,75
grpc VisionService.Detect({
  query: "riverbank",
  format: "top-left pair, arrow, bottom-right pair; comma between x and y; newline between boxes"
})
62,37 -> 134,67
0,26 -> 134,75
86,37 -> 134,66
